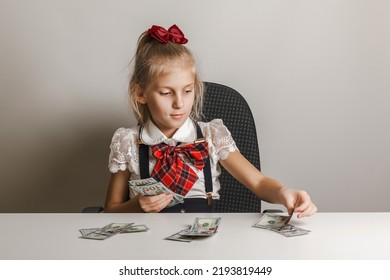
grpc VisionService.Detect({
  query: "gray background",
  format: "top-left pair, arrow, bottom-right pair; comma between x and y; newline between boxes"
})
1,0 -> 389,212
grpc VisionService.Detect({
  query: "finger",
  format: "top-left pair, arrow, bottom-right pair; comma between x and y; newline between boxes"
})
146,193 -> 167,203
306,204 -> 318,217
294,199 -> 310,213
158,194 -> 174,209
297,204 -> 317,218
287,206 -> 295,216
285,196 -> 297,215
150,194 -> 174,212
139,194 -> 171,212
151,194 -> 174,212
294,191 -> 312,210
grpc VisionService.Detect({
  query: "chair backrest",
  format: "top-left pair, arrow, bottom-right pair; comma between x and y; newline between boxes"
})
202,82 -> 262,212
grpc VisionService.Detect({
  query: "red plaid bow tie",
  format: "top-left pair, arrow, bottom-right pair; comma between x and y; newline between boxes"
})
151,141 -> 209,196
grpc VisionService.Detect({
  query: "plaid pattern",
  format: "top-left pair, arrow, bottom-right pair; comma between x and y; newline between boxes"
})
151,142 -> 209,196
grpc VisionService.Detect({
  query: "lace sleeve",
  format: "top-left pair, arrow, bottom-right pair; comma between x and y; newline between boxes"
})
199,119 -> 239,161
108,127 -> 139,173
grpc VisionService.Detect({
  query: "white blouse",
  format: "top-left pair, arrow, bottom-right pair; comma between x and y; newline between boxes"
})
108,118 -> 238,200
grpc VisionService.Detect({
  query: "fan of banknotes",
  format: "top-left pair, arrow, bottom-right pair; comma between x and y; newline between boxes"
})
79,223 -> 149,240
129,178 -> 184,208
165,217 -> 221,242
252,213 -> 311,237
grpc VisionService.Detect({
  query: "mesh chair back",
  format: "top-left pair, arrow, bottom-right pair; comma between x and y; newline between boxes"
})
202,82 -> 262,212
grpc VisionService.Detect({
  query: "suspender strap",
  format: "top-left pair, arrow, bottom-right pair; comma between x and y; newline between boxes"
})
138,123 -> 213,205
195,124 -> 213,206
139,140 -> 150,179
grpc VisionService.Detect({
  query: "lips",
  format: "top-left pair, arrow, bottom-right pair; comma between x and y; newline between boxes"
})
171,113 -> 184,119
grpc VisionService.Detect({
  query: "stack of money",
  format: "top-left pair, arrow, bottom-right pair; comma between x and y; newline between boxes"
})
121,224 -> 149,233
164,229 -> 195,243
165,217 -> 221,242
129,178 -> 184,208
79,223 -> 149,240
252,213 -> 311,237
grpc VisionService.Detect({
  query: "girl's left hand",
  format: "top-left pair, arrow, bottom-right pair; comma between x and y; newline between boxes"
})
279,188 -> 317,218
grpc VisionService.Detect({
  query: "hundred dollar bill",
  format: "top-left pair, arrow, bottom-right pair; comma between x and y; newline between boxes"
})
129,178 -> 184,208
121,224 -> 149,233
252,213 -> 291,230
165,229 -> 195,242
79,223 -> 148,236
129,178 -> 158,187
180,217 -> 221,236
80,223 -> 133,240
272,224 -> 311,237
79,227 -> 100,236
253,213 -> 311,237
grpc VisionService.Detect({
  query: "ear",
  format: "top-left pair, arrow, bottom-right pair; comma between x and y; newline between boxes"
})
132,84 -> 147,104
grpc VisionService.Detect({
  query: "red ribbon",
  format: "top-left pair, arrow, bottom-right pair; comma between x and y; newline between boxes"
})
147,24 -> 188,44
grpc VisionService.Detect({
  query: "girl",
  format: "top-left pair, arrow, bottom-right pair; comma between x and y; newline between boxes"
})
105,24 -> 317,216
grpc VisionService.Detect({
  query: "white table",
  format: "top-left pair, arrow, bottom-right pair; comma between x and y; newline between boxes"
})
1,212 -> 389,260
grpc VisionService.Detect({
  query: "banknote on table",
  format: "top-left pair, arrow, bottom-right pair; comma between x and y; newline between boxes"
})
273,224 -> 311,237
129,178 -> 184,208
121,224 -> 149,233
253,213 -> 310,237
79,223 -> 149,237
253,213 -> 291,229
80,223 -> 133,240
79,227 -> 100,236
165,229 -> 195,242
179,217 -> 221,237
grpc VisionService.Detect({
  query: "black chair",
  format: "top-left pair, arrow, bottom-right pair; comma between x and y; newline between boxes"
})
83,82 -> 275,213
201,82 -> 262,212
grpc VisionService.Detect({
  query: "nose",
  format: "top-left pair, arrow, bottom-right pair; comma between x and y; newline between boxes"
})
172,93 -> 183,108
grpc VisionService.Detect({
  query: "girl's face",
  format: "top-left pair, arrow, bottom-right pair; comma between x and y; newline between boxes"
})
138,61 -> 195,138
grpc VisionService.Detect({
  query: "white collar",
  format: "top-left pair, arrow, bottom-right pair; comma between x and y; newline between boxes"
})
140,118 -> 197,146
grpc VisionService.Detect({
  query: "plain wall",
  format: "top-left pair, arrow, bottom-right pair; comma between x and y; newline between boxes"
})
0,0 -> 389,212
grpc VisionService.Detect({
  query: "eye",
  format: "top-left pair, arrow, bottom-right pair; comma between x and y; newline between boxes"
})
160,91 -> 172,96
184,89 -> 193,94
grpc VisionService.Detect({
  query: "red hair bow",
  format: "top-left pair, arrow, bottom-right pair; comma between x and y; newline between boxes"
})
147,24 -> 188,44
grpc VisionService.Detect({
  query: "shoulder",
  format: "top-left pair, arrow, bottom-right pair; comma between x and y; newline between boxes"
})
110,126 -> 139,148
112,126 -> 139,139
197,119 -> 232,140
198,119 -> 238,159
108,126 -> 140,173
198,118 -> 227,131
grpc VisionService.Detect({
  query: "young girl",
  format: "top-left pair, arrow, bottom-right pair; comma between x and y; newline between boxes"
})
105,24 -> 317,217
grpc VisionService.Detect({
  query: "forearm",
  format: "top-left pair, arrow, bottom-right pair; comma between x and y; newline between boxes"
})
220,151 -> 286,204
104,171 -> 144,213
252,176 -> 286,204
104,195 -> 144,213
220,151 -> 316,216
253,176 -> 317,217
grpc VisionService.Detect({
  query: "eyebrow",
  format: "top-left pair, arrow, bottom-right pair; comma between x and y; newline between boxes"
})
157,83 -> 194,89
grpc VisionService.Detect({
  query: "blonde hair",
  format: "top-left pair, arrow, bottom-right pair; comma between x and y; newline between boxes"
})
129,31 -> 204,125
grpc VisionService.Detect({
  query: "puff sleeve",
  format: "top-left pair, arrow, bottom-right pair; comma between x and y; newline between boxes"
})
108,127 -> 139,173
199,119 -> 239,161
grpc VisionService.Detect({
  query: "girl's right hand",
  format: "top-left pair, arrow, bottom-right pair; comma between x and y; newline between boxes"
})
138,194 -> 174,212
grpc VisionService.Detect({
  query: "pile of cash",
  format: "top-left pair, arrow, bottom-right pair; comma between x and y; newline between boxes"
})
79,223 -> 149,240
165,217 -> 221,242
252,213 -> 310,237
129,178 -> 184,208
